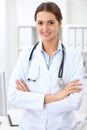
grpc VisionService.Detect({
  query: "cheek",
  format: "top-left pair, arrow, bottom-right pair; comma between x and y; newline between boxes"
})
55,28 -> 59,34
52,28 -> 59,35
36,26 -> 42,34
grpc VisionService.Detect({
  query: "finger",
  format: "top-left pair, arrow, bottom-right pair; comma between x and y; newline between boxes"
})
16,79 -> 29,91
16,79 -> 23,86
19,80 -> 29,91
69,80 -> 79,84
16,85 -> 25,91
74,83 -> 82,87
69,86 -> 82,94
16,80 -> 27,91
68,82 -> 82,88
20,79 -> 26,86
68,80 -> 80,86
16,84 -> 28,91
70,88 -> 82,93
68,84 -> 82,90
20,79 -> 28,90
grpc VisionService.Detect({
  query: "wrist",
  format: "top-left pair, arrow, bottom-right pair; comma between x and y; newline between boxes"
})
44,94 -> 56,103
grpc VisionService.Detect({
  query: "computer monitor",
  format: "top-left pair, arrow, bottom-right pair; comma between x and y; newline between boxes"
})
0,70 -> 7,116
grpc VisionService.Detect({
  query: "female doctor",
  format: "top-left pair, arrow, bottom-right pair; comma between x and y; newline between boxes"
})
8,2 -> 84,130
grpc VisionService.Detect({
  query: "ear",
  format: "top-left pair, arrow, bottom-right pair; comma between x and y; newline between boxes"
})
59,20 -> 62,26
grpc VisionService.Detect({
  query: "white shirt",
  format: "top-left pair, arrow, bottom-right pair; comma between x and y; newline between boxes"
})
8,40 -> 84,130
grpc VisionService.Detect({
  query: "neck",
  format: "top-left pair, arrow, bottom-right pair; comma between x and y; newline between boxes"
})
42,38 -> 59,57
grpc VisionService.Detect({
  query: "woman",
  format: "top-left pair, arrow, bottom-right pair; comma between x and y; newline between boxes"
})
8,2 -> 84,130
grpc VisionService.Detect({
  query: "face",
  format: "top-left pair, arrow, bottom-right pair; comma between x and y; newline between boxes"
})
36,11 -> 61,42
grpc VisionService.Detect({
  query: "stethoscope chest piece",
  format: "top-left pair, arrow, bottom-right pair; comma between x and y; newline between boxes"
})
28,43 -> 65,88
57,78 -> 64,88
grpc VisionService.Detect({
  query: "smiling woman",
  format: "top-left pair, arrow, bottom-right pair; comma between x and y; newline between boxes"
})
35,2 -> 62,50
35,11 -> 61,46
8,2 -> 84,130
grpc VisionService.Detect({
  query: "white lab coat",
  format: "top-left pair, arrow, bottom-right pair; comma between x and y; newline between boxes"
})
8,40 -> 84,130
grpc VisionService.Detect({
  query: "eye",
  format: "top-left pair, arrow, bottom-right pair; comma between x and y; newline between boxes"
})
37,21 -> 43,25
48,21 -> 54,25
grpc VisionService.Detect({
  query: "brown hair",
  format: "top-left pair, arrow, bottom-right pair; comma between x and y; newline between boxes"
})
34,2 -> 63,22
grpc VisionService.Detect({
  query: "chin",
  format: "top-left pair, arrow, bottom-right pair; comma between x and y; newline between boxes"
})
42,36 -> 52,41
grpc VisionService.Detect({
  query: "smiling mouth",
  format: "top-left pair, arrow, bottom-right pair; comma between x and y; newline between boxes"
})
42,32 -> 51,36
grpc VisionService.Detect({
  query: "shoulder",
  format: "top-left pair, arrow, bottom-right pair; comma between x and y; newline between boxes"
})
64,46 -> 83,63
65,46 -> 82,57
18,44 -> 34,59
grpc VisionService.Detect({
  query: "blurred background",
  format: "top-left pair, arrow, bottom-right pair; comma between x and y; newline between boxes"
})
0,0 -> 87,129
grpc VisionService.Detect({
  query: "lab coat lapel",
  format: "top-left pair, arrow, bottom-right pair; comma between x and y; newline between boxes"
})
33,41 -> 62,74
50,47 -> 62,73
49,50 -> 62,74
35,50 -> 62,75
38,52 -> 49,73
33,43 -> 49,74
49,41 -> 62,74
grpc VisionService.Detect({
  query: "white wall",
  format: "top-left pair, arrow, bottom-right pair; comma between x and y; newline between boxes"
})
0,0 -> 9,113
66,0 -> 87,24
16,0 -> 87,26
0,0 -> 18,111
0,0 -> 8,86
0,0 -> 18,91
16,0 -> 67,26
7,0 -> 18,76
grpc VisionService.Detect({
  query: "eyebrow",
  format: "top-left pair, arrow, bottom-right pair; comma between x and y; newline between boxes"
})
37,20 -> 55,22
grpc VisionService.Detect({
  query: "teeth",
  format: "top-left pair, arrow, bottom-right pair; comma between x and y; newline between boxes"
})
43,33 -> 50,36
44,34 -> 49,36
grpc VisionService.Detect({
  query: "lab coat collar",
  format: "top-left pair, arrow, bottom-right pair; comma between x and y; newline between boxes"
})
33,39 -> 62,62
36,39 -> 62,53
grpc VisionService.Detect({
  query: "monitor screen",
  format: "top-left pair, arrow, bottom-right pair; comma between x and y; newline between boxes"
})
0,70 -> 7,115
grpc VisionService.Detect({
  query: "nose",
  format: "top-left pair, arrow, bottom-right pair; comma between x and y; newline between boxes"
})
43,23 -> 49,32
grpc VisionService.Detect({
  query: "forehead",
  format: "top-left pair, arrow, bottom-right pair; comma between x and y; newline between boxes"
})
36,11 -> 56,21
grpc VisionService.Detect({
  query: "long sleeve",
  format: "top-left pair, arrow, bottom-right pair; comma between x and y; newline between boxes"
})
8,47 -> 45,110
45,49 -> 84,114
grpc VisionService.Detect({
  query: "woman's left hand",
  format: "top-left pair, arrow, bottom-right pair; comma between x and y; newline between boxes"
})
16,79 -> 29,92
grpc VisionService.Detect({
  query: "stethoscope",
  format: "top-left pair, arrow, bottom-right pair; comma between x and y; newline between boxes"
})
28,42 -> 65,87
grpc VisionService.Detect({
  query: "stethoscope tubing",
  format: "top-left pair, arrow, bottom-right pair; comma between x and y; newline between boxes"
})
29,42 -> 65,79
58,44 -> 65,78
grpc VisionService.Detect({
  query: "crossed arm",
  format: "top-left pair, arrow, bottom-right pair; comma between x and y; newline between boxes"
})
16,79 -> 82,104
